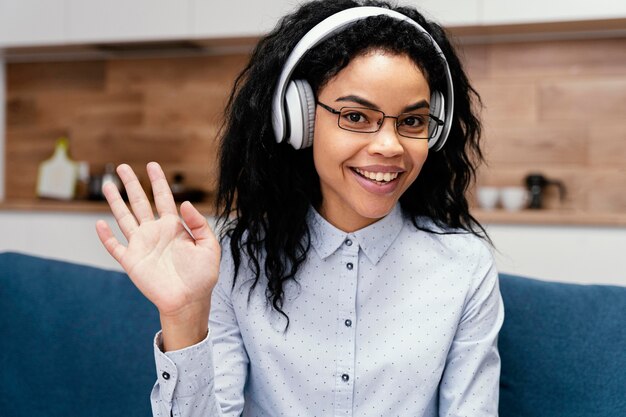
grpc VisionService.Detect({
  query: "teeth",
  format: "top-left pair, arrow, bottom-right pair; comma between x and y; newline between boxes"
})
355,168 -> 400,182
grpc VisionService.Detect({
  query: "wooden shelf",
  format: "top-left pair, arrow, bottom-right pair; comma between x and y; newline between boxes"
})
0,199 -> 217,215
472,208 -> 626,227
2,199 -> 626,226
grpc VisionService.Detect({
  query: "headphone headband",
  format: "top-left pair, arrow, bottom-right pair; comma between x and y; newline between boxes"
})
272,6 -> 454,151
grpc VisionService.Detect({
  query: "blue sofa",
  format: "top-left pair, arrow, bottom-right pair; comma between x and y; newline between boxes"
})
1,251 -> 625,417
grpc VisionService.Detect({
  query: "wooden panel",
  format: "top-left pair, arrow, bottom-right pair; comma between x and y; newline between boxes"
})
587,170 -> 626,212
459,44 -> 490,81
4,38 -> 626,222
489,38 -> 626,78
588,125 -> 626,167
105,54 -> 249,92
482,124 -> 588,166
7,91 -> 143,128
538,77 -> 626,121
474,80 -> 537,122
70,126 -> 216,161
143,85 -> 228,128
6,95 -> 37,127
70,125 -> 220,190
4,54 -> 243,201
34,91 -> 144,128
7,61 -> 106,93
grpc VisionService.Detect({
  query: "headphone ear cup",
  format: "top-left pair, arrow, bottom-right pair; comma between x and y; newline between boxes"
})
428,91 -> 445,149
295,79 -> 316,149
284,79 -> 316,149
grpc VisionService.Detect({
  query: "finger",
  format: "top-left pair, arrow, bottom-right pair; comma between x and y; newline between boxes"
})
146,161 -> 178,218
102,181 -> 139,239
180,201 -> 218,249
116,163 -> 155,224
95,219 -> 127,264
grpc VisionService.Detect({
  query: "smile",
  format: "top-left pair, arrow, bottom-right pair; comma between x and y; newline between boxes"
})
353,168 -> 400,184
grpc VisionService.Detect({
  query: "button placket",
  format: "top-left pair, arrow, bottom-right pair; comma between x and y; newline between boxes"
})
334,237 -> 357,416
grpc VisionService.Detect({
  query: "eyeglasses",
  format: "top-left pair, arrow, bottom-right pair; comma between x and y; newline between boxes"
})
317,101 -> 444,139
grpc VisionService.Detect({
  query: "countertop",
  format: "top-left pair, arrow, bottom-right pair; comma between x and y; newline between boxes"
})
2,199 -> 626,226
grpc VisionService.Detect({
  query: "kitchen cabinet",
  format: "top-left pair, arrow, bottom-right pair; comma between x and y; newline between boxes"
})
482,0 -> 626,24
0,0 -> 65,46
192,0 -> 299,38
2,0 -> 626,48
0,0 -> 192,47
193,0 -> 481,38
65,0 -> 191,43
401,0 -> 481,27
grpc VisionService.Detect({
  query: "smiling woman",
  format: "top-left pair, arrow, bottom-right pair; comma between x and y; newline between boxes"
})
95,1 -> 502,416
312,52 -> 431,231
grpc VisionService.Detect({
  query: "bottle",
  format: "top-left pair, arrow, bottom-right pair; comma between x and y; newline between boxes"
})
74,161 -> 90,200
36,137 -> 79,200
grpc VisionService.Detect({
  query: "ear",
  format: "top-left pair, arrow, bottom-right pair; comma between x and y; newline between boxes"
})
427,90 -> 445,150
284,79 -> 316,149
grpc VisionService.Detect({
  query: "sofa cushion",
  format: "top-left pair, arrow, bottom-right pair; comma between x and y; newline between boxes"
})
498,274 -> 626,417
0,252 -> 160,417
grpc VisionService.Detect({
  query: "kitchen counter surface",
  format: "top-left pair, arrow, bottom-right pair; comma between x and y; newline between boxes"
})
1,199 -> 626,227
473,208 -> 626,227
0,199 -> 216,215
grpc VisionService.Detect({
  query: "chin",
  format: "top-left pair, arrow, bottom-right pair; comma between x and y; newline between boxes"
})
354,198 -> 398,220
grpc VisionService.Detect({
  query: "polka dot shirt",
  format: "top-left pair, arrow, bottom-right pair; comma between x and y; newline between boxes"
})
151,203 -> 504,417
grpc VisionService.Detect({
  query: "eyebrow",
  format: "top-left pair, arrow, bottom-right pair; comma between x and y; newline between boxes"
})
335,95 -> 430,112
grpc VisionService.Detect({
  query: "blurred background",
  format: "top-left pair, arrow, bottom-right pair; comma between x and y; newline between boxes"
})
0,0 -> 625,285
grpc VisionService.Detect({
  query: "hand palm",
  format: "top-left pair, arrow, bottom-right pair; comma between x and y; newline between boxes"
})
96,162 -> 220,317
122,214 -> 218,315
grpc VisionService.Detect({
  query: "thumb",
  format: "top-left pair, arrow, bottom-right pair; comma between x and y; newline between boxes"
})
179,201 -> 217,248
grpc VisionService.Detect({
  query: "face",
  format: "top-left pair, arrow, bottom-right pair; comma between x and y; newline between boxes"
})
313,50 -> 431,232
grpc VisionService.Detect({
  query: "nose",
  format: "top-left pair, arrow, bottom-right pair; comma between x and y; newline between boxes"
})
367,117 -> 404,157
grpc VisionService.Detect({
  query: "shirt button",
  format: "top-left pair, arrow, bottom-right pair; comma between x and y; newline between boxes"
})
345,239 -> 352,246
341,374 -> 350,382
162,371 -> 170,380
345,319 -> 352,327
346,262 -> 353,270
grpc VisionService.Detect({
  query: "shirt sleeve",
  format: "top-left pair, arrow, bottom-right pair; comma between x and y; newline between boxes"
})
438,241 -> 505,417
150,240 -> 250,417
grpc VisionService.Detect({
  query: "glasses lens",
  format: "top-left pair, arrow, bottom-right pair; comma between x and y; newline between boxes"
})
338,107 -> 382,133
397,113 -> 433,139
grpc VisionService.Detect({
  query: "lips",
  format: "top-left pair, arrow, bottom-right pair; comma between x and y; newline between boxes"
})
349,166 -> 403,195
354,168 -> 399,182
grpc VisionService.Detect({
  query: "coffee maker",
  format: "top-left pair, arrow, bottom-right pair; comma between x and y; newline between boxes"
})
525,173 -> 566,209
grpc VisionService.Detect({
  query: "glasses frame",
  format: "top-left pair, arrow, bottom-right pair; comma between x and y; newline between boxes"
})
317,101 -> 444,139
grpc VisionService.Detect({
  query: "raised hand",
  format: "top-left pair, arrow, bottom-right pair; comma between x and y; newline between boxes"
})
95,162 -> 220,344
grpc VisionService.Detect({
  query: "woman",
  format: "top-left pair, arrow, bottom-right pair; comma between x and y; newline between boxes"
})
96,1 -> 504,416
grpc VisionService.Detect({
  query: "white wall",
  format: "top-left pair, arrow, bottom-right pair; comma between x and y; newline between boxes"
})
0,210 -> 126,271
1,210 -> 625,287
486,224 -> 626,286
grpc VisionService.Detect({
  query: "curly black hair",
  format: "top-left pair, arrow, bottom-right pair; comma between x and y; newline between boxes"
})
216,0 -> 486,329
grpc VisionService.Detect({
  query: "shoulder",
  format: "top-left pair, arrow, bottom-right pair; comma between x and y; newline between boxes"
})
400,213 -> 495,275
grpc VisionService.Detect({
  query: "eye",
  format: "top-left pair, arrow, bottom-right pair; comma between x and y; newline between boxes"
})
343,111 -> 368,124
399,115 -> 427,127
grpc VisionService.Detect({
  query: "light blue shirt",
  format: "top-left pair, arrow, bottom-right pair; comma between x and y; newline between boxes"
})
151,204 -> 504,417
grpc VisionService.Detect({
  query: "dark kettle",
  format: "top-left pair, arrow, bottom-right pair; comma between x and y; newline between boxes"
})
525,173 -> 566,209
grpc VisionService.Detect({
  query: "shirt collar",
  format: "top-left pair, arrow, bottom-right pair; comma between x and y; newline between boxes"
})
307,203 -> 404,265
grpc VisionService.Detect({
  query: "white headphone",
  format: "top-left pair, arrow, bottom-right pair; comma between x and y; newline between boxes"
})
271,6 -> 454,152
